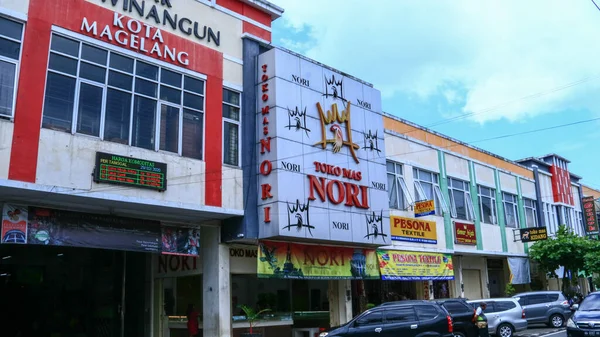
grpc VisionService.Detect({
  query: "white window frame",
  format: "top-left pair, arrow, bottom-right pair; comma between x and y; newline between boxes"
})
222,88 -> 242,167
42,32 -> 206,159
386,161 -> 413,210
413,168 -> 448,215
523,198 -> 538,228
0,15 -> 24,119
502,192 -> 520,228
478,185 -> 497,225
448,178 -> 475,221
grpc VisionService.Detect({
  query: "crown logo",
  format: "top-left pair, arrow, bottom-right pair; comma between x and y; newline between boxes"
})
364,210 -> 387,242
324,74 -> 346,101
283,199 -> 315,236
285,106 -> 311,137
362,130 -> 381,153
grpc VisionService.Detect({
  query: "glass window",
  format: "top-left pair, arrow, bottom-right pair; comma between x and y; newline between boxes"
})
495,301 -> 516,312
0,17 -> 23,118
385,307 -> 416,323
524,198 -> 537,227
503,192 -> 519,228
223,88 -> 241,166
478,186 -> 497,224
449,178 -> 475,221
413,168 -> 447,215
443,302 -> 471,314
355,311 -> 384,326
387,161 -> 413,210
41,33 -> 206,159
415,305 -> 439,321
527,295 -> 549,305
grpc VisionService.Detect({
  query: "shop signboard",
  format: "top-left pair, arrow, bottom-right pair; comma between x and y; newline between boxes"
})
582,196 -> 599,236
93,152 -> 168,191
376,250 -> 454,281
256,48 -> 388,245
390,216 -> 437,244
160,225 -> 200,256
454,222 -> 477,245
1,204 -> 28,244
257,241 -> 380,279
518,226 -> 548,243
414,200 -> 435,218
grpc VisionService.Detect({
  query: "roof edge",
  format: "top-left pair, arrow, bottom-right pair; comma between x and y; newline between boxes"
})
240,0 -> 284,20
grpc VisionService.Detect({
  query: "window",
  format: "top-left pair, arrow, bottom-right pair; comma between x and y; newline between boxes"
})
387,161 -> 412,210
442,302 -> 472,314
42,33 -> 205,159
223,88 -> 240,166
502,192 -> 519,228
355,310 -> 384,326
494,301 -> 516,312
527,294 -> 549,305
524,198 -> 537,227
478,186 -> 497,224
385,307 -> 416,323
0,16 -> 24,118
413,168 -> 448,215
415,305 -> 440,321
448,178 -> 475,221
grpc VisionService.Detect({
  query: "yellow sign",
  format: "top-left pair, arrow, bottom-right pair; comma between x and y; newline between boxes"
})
377,250 -> 454,281
415,200 -> 435,217
390,216 -> 437,244
257,241 -> 380,279
314,102 -> 360,164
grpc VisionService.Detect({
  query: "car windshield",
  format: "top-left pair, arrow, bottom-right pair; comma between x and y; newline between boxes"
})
579,294 -> 600,311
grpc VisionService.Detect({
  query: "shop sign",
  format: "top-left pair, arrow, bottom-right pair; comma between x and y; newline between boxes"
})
390,216 -> 437,244
93,152 -> 167,191
94,0 -> 221,46
257,241 -> 380,280
161,225 -> 200,256
1,204 -> 28,244
376,250 -> 454,281
256,48 -> 388,245
454,222 -> 476,245
582,196 -> 599,235
518,226 -> 548,243
157,255 -> 200,274
415,200 -> 435,218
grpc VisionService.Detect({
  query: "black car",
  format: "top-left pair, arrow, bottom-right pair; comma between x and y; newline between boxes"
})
567,292 -> 600,337
319,300 -> 455,337
434,298 -> 479,337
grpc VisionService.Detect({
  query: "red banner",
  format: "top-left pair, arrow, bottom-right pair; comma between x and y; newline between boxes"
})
454,222 -> 477,245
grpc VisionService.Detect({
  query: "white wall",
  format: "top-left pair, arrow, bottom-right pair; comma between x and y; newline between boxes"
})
1,0 -> 29,15
505,228 -> 525,255
0,121 -> 13,179
445,153 -> 469,181
521,179 -> 536,199
474,164 -> 494,187
480,223 -> 503,253
384,135 -> 439,173
499,172 -> 517,194
36,129 -> 244,210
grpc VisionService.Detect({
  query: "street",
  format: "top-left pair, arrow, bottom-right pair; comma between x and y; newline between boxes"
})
515,325 -> 566,337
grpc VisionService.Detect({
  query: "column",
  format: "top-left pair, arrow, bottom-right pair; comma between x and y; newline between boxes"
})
469,161 -> 483,250
483,258 -> 491,299
494,169 -> 509,252
516,177 -> 529,254
329,280 -> 352,327
202,226 -> 231,337
455,255 -> 465,298
438,150 -> 454,250
428,280 -> 435,300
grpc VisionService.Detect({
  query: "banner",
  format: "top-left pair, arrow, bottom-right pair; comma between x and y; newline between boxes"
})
582,196 -> 599,236
508,257 -> 531,284
257,241 -> 379,279
415,200 -> 435,218
161,226 -> 200,256
1,204 -> 28,244
377,250 -> 454,281
519,227 -> 547,243
454,222 -> 477,245
391,216 -> 437,244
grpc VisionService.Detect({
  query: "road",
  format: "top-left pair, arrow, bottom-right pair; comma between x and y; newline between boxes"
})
515,325 -> 566,337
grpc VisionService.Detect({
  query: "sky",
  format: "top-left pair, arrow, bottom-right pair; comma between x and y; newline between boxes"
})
270,0 -> 600,190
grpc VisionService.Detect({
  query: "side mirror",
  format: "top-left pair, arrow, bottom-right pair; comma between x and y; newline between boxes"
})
571,304 -> 579,311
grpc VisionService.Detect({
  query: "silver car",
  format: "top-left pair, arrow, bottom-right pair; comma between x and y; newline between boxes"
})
468,298 -> 528,337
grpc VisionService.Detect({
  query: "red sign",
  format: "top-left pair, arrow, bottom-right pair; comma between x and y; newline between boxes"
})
258,64 -> 272,223
582,196 -> 599,236
454,222 -> 477,245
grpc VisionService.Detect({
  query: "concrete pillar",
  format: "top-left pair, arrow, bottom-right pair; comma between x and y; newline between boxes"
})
456,256 -> 465,298
329,280 -> 352,327
482,258 -> 491,299
202,226 -> 231,337
428,280 -> 435,299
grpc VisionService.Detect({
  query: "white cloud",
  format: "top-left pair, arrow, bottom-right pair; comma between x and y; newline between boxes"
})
273,0 -> 600,123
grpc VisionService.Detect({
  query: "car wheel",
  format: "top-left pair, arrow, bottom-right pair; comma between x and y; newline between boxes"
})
497,323 -> 514,337
549,314 -> 564,328
453,331 -> 467,337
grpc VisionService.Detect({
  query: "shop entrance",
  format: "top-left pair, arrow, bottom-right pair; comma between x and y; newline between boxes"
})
0,244 -> 148,337
487,259 -> 506,298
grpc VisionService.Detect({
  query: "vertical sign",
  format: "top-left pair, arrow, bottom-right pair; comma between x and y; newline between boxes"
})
582,196 -> 599,236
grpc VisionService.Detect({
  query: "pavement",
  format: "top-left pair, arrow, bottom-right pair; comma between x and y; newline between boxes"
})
515,324 -> 566,337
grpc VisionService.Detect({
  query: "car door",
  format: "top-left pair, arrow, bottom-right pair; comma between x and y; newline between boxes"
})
522,294 -> 550,323
381,306 -> 419,337
415,305 -> 447,335
347,309 -> 385,336
482,302 -> 500,332
442,301 -> 478,337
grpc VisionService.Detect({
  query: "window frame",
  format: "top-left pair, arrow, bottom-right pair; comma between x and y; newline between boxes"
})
502,192 -> 520,228
41,31 -> 207,159
478,185 -> 497,225
413,167 -> 448,215
222,87 -> 242,167
523,198 -> 538,228
386,161 -> 413,210
448,177 -> 475,221
0,15 -> 24,119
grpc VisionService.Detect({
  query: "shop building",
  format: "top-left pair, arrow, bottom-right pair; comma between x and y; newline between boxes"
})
0,0 -> 282,336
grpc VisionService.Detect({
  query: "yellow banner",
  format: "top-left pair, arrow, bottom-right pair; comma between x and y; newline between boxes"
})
257,241 -> 380,279
390,216 -> 437,244
377,250 -> 454,281
415,200 -> 435,217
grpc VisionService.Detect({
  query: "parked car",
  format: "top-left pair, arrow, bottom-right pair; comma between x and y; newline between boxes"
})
318,300 -> 454,337
512,291 -> 572,328
433,298 -> 479,337
566,291 -> 600,337
468,298 -> 528,337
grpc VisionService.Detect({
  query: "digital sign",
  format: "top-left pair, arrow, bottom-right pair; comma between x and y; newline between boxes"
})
93,152 -> 167,191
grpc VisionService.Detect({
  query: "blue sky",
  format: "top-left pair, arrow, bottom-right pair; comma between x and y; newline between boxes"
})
271,0 -> 600,190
